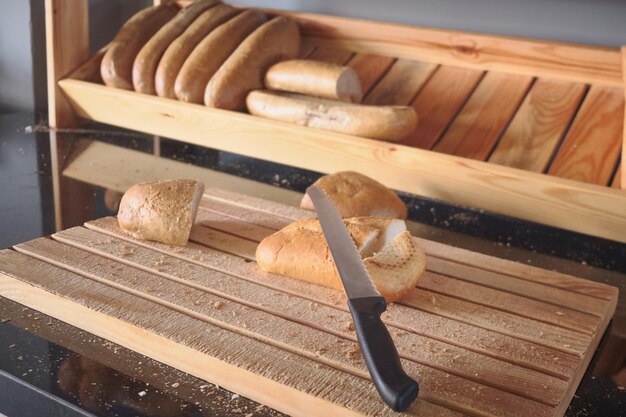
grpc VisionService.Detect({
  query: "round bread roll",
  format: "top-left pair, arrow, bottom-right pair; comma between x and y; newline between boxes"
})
246,90 -> 417,142
117,179 -> 204,246
265,60 -> 363,103
256,217 -> 426,303
300,171 -> 407,219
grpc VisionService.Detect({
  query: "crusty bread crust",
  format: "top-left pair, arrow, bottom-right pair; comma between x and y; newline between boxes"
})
132,0 -> 221,95
300,171 -> 407,219
117,179 -> 204,246
101,4 -> 178,90
265,60 -> 363,103
256,217 -> 426,302
246,90 -> 417,141
204,16 -> 300,110
155,4 -> 239,98
175,9 -> 267,103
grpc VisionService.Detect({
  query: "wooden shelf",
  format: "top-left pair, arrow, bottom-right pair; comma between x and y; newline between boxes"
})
47,0 -> 626,242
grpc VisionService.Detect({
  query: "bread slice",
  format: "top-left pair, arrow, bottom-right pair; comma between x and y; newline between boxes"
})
117,179 -> 204,246
256,217 -> 426,302
300,171 -> 407,219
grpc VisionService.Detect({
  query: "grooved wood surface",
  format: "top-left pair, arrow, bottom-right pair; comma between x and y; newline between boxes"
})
547,86 -> 624,185
363,59 -> 437,105
0,188 -> 617,417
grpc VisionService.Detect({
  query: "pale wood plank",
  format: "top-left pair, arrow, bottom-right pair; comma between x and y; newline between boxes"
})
191,225 -> 258,260
548,86 -> 624,185
86,217 -> 582,380
16,237 -> 565,412
489,80 -> 587,172
402,66 -> 484,149
0,250 -> 461,417
346,54 -> 396,96
276,10 -> 623,87
57,79 -> 626,243
201,196 -> 297,231
196,208 -> 276,243
46,0 -> 89,127
299,39 -> 317,58
308,47 -> 354,64
363,59 -> 437,105
52,226 -> 571,405
433,72 -> 534,160
196,188 -> 618,302
62,140 -> 303,207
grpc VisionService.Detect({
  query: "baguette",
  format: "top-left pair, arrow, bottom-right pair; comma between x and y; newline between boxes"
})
265,60 -> 363,103
132,0 -> 221,94
301,171 -> 407,219
101,4 -> 178,90
117,179 -> 204,246
175,9 -> 268,104
246,90 -> 418,142
155,4 -> 239,99
256,217 -> 426,302
204,16 -> 300,110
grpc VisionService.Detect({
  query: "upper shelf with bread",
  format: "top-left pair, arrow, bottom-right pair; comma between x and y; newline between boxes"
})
46,0 -> 626,243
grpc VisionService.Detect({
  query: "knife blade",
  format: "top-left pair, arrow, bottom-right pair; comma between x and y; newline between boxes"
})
306,185 -> 418,411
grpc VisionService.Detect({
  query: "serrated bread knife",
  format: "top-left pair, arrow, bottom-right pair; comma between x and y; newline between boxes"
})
306,185 -> 418,412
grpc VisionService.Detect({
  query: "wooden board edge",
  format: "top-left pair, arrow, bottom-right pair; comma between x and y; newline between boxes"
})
553,291 -> 618,417
0,272 -> 366,417
621,46 -> 626,189
58,79 -> 626,244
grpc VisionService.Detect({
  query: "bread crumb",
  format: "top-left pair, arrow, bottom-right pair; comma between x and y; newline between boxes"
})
170,382 -> 180,388
212,301 -> 224,310
554,311 -> 565,316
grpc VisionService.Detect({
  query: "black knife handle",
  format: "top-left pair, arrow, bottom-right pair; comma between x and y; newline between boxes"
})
347,297 -> 419,411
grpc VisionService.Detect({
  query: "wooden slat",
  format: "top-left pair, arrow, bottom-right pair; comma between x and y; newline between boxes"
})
86,216 -> 582,380
548,86 -> 624,185
198,187 -> 619,303
402,66 -> 484,149
489,80 -> 587,172
299,39 -> 317,58
308,47 -> 354,64
58,79 -> 626,243
363,59 -> 437,105
0,250 -> 461,417
18,236 -> 568,411
433,72 -> 534,160
286,11 -> 623,87
346,54 -> 396,96
196,207 -> 275,243
622,46 -> 626,189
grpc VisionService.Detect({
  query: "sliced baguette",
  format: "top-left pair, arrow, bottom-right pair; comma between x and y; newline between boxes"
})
265,60 -> 363,103
246,90 -> 418,141
256,217 -> 426,302
155,4 -> 239,99
204,16 -> 300,110
101,4 -> 178,90
117,179 -> 204,246
175,9 -> 268,103
301,171 -> 407,219
132,0 -> 221,94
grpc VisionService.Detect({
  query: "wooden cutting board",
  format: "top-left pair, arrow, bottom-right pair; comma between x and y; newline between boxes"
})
0,187 -> 618,417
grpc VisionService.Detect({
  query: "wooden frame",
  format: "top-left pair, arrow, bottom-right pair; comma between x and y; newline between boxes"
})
46,0 -> 626,243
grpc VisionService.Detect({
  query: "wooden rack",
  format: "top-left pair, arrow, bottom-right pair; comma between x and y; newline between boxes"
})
46,0 -> 626,242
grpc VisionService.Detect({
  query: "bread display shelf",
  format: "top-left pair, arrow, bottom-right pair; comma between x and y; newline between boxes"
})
0,187 -> 619,417
47,0 -> 626,243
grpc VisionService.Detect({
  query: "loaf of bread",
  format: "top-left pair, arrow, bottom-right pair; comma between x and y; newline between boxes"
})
155,4 -> 239,98
175,9 -> 268,103
101,4 -> 178,90
204,16 -> 300,110
256,217 -> 426,302
132,0 -> 221,94
246,90 -> 418,141
265,60 -> 363,103
117,179 -> 204,246
300,171 -> 407,219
